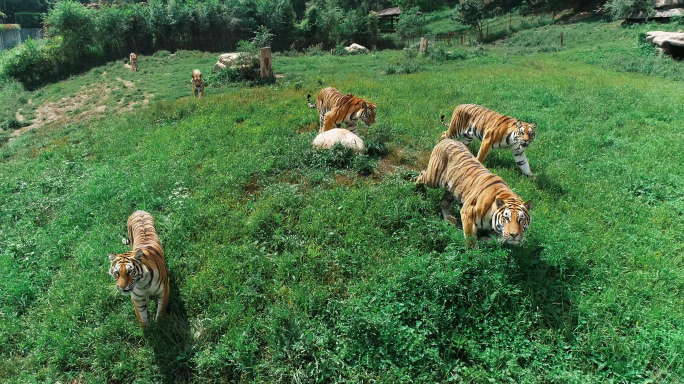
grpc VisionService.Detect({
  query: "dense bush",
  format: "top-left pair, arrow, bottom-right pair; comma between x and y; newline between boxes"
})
14,12 -> 43,28
604,0 -> 653,20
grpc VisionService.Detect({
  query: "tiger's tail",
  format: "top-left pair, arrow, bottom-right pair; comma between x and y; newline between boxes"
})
307,93 -> 316,109
440,114 -> 450,128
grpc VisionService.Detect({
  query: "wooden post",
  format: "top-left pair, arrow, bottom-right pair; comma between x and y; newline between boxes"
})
560,32 -> 563,47
260,47 -> 273,79
420,37 -> 428,54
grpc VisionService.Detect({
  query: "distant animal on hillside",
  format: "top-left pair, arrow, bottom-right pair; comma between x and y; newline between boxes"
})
307,87 -> 375,135
129,53 -> 138,72
313,128 -> 365,152
416,139 -> 532,248
108,210 -> 169,327
192,69 -> 204,98
440,104 -> 537,179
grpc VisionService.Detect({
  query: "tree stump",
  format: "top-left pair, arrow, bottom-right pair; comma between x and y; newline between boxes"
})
420,37 -> 428,54
260,47 -> 273,79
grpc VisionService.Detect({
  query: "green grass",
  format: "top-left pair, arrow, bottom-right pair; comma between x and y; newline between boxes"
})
1,20 -> 684,382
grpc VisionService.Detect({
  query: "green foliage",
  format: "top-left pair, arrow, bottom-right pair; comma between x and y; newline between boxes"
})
396,7 -> 426,37
0,79 -> 30,132
14,12 -> 42,28
604,0 -> 653,20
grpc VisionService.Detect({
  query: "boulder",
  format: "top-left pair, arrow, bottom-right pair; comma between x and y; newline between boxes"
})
219,53 -> 240,65
344,43 -> 368,53
214,61 -> 227,72
627,0 -> 684,20
645,31 -> 684,57
313,128 -> 365,152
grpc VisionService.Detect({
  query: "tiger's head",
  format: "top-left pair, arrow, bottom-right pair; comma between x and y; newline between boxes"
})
492,196 -> 532,245
514,121 -> 536,148
192,69 -> 203,85
107,250 -> 144,294
360,101 -> 376,127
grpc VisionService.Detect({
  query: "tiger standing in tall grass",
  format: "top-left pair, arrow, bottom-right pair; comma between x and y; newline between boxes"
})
108,210 -> 169,327
192,69 -> 205,98
307,87 -> 376,135
416,139 -> 532,248
440,104 -> 537,179
129,53 -> 138,72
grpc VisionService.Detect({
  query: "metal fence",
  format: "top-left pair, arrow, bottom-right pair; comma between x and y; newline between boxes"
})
0,28 -> 43,51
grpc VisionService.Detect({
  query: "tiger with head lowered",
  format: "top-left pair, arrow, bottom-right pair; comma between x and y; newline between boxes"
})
129,53 -> 138,72
440,104 -> 537,179
307,87 -> 376,135
192,69 -> 204,98
416,139 -> 532,248
108,210 -> 169,327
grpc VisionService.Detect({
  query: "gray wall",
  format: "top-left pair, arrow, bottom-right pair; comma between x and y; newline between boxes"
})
0,28 -> 43,51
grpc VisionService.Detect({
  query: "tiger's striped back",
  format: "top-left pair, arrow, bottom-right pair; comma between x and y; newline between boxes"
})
416,139 -> 531,247
308,87 -> 376,136
439,104 -> 537,179
108,210 -> 169,326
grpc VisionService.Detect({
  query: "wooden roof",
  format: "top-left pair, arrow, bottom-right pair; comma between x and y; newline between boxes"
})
377,7 -> 401,17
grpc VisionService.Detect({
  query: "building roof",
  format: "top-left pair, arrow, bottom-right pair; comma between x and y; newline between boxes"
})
377,7 -> 401,17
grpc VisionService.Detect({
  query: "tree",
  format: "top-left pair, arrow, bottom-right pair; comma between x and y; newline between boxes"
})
456,0 -> 499,39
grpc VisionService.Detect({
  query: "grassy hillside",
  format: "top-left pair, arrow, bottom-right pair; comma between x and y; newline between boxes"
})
1,20 -> 684,382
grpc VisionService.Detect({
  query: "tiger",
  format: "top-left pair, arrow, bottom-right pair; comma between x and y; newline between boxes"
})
108,210 -> 169,327
192,69 -> 204,98
440,104 -> 537,179
129,53 -> 138,72
307,87 -> 376,135
416,139 -> 532,248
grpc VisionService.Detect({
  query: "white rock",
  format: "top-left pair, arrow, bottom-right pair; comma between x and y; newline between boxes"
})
219,53 -> 240,65
313,128 -> 365,152
344,43 -> 368,53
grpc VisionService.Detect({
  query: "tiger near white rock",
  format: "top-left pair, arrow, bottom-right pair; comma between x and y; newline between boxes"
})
416,139 -> 532,248
108,210 -> 169,327
440,104 -> 537,179
307,87 -> 376,135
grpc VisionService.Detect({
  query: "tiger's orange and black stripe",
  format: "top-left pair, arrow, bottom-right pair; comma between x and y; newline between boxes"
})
108,210 -> 169,326
416,139 -> 532,248
307,87 -> 375,135
440,104 -> 537,179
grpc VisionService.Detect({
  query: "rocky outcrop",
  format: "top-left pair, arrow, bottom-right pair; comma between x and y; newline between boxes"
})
313,128 -> 365,152
214,52 -> 241,72
627,0 -> 684,20
645,31 -> 684,57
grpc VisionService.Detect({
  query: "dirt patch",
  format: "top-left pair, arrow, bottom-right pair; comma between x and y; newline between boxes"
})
116,77 -> 135,88
334,173 -> 355,186
11,81 -> 153,140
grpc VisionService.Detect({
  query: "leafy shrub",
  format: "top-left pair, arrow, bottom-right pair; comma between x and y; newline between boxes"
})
385,60 -> 421,75
429,45 -> 470,61
604,0 -> 653,20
